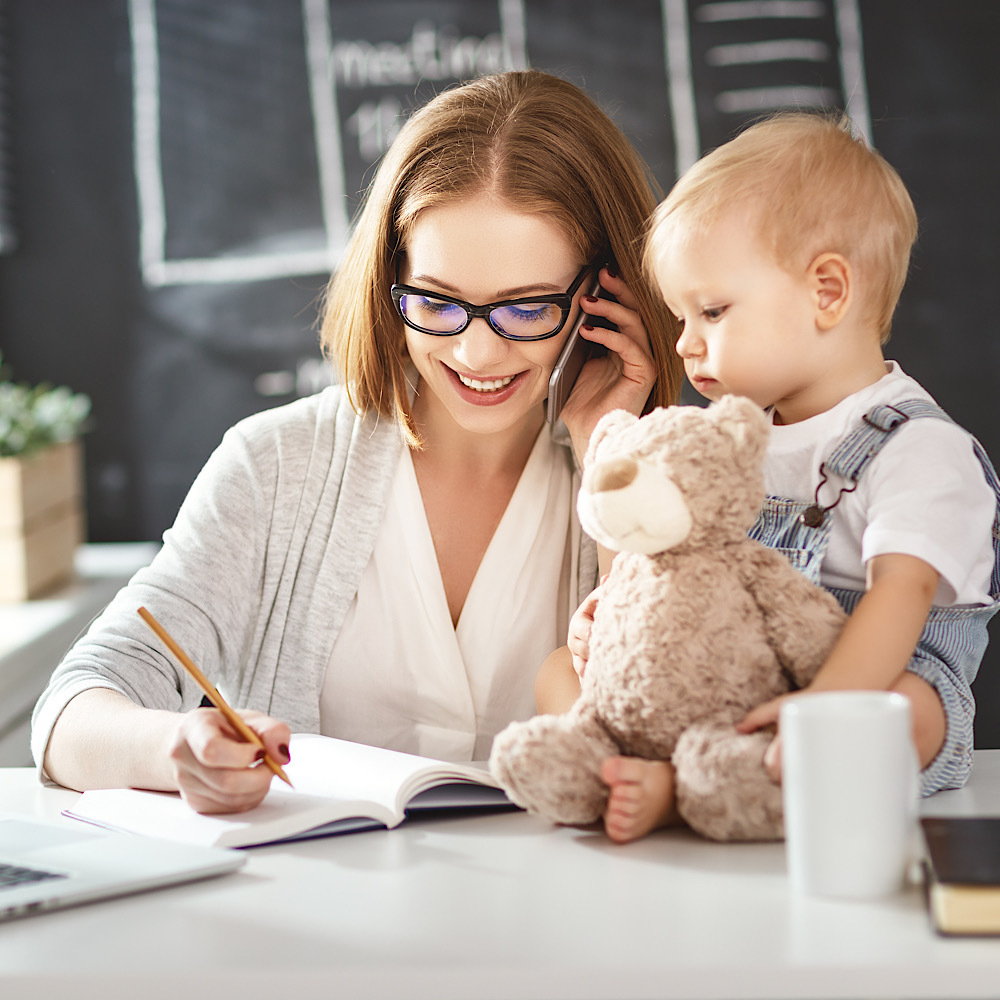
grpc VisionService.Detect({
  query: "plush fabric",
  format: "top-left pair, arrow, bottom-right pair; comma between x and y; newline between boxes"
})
490,396 -> 847,841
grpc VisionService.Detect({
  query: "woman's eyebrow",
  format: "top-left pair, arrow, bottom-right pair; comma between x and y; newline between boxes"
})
407,274 -> 565,298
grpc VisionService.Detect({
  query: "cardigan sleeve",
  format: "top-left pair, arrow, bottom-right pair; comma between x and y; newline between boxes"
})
30,412 -> 281,773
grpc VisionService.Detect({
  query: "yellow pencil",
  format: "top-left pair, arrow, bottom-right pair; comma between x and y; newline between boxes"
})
137,606 -> 293,787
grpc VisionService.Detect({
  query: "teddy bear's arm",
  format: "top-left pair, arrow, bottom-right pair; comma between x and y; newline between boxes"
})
736,545 -> 847,689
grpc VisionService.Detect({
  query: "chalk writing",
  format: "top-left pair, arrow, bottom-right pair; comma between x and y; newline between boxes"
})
332,22 -> 505,89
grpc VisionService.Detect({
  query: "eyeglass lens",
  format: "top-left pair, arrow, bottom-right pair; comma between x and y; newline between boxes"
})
397,293 -> 564,339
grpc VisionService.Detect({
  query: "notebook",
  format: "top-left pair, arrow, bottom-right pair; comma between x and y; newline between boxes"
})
0,809 -> 245,922
921,816 -> 1000,935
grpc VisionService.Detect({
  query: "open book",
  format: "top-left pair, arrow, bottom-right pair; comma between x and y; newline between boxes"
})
63,734 -> 513,848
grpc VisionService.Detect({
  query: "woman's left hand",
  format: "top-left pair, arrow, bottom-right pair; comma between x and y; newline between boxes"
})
558,267 -> 656,463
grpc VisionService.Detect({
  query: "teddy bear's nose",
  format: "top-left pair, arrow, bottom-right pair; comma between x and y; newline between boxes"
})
586,457 -> 638,493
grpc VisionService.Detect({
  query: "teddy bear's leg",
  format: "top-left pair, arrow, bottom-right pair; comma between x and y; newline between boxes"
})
672,714 -> 784,842
489,707 -> 619,825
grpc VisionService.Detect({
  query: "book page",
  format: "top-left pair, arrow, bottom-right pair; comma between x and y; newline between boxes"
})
66,786 -> 379,849
283,734 -> 499,811
64,734 -> 503,848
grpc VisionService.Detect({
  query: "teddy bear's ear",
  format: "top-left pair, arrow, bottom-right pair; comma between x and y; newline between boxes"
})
708,395 -> 769,459
585,409 -> 638,467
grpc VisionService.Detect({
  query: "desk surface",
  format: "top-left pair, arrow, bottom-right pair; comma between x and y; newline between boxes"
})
2,754 -> 1000,1000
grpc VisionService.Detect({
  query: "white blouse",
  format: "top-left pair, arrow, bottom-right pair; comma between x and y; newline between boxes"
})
319,428 -> 577,761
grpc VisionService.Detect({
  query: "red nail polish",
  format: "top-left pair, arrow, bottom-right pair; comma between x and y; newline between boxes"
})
584,295 -> 599,304
582,324 -> 595,332
606,269 -> 618,279
279,744 -> 291,763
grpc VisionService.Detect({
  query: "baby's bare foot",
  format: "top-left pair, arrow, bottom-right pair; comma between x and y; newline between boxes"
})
600,756 -> 678,843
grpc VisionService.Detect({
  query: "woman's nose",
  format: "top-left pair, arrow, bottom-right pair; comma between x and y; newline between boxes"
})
452,317 -> 509,370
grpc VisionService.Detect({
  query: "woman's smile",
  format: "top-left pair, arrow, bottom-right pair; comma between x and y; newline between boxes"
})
455,369 -> 518,392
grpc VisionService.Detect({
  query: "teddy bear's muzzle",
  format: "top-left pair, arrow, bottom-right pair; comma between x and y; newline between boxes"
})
578,456 -> 692,556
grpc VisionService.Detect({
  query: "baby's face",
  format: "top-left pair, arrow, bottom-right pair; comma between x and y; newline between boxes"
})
651,209 -> 837,421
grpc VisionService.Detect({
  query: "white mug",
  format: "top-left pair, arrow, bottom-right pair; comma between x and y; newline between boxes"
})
781,691 -> 918,899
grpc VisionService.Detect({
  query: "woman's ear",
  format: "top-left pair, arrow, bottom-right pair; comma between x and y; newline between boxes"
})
808,252 -> 852,330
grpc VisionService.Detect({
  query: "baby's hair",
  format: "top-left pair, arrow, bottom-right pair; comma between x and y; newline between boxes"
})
644,112 -> 917,341
322,70 -> 679,445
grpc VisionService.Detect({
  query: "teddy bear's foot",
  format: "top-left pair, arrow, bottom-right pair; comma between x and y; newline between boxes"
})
673,718 -> 784,842
489,711 -> 618,825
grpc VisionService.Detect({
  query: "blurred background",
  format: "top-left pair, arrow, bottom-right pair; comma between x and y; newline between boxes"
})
1,0 -> 997,743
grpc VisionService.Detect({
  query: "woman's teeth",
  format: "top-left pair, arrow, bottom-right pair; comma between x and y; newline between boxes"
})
457,373 -> 515,392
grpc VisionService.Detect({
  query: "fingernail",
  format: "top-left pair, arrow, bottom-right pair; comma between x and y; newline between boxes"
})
279,744 -> 291,763
254,749 -> 266,762
582,324 -> 595,332
584,295 -> 599,304
606,269 -> 618,279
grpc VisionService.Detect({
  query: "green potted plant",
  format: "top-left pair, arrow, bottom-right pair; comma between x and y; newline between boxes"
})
0,352 -> 91,601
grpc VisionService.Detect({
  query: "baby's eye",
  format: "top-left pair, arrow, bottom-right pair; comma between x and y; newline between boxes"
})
702,305 -> 728,322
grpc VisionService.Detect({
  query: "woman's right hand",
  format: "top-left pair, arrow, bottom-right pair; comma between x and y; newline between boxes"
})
167,708 -> 292,814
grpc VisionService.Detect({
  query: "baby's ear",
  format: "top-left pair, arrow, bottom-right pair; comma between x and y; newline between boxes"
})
585,409 -> 637,467
809,252 -> 852,330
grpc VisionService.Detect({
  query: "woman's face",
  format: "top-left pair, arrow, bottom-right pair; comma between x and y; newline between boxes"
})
400,194 -> 586,442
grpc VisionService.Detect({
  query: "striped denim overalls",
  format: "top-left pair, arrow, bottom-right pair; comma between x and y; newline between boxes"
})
749,399 -> 1000,795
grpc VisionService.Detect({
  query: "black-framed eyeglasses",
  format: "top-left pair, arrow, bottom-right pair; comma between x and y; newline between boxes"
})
391,263 -> 593,342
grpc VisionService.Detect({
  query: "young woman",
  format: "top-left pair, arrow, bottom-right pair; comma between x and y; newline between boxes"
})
34,69 -> 680,814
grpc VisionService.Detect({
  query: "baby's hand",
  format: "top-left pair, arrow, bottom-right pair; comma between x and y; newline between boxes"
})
568,577 -> 606,677
737,694 -> 792,785
762,733 -> 783,784
736,693 -> 787,734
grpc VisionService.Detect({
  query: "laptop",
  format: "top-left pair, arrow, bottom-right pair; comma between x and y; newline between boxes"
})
0,809 -> 245,921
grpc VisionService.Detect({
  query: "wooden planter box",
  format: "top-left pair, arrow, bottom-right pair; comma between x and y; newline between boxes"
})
0,440 -> 85,602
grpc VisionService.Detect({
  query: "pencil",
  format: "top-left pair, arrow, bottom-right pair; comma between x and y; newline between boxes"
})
137,606 -> 293,787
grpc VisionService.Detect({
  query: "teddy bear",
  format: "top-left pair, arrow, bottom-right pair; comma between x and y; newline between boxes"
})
489,395 -> 847,841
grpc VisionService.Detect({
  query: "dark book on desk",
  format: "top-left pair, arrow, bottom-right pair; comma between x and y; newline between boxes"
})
921,816 -> 1000,936
64,734 -> 513,849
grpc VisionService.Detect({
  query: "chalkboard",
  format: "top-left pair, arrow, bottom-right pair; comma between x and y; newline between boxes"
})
1,0 -> 999,746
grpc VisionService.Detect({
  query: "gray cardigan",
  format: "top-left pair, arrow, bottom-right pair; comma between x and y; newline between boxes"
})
31,386 -> 598,769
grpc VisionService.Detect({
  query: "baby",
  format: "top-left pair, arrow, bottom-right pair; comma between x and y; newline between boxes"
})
539,112 -> 1000,843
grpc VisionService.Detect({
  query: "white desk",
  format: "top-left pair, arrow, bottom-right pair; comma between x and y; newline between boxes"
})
2,753 -> 1000,1000
0,543 -> 159,765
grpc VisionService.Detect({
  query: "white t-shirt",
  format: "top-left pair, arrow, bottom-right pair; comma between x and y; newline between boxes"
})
320,428 -> 577,761
765,362 -> 995,607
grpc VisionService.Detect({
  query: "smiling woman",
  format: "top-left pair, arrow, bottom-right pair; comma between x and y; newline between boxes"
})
34,70 -> 680,815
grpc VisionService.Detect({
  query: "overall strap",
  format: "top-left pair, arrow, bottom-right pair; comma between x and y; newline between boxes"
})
824,398 -> 1000,600
822,399 -> 952,482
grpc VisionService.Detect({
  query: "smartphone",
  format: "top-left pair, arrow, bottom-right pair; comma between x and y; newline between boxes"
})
546,274 -> 616,425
